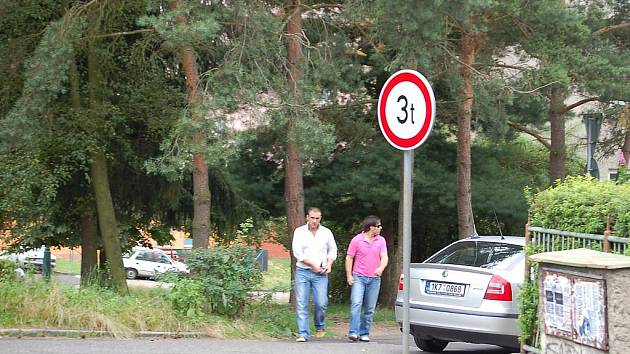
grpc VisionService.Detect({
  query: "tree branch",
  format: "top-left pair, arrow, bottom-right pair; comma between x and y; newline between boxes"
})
89,28 -> 155,39
594,22 -> 630,36
305,3 -> 344,11
507,120 -> 551,150
489,63 -> 533,71
563,96 -> 600,113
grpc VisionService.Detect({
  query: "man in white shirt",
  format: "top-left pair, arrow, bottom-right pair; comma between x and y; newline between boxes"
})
292,207 -> 337,342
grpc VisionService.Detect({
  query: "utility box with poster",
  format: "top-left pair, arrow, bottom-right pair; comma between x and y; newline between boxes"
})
530,248 -> 630,354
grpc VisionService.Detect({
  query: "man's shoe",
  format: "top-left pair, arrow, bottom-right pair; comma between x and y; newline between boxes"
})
295,336 -> 307,342
348,334 -> 358,342
359,335 -> 370,342
314,330 -> 326,338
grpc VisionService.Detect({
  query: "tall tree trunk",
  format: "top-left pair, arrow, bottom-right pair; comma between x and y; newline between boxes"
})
457,30 -> 485,239
172,0 -> 211,249
285,0 -> 305,305
622,129 -> 630,166
69,55 -> 98,286
79,212 -> 98,286
549,88 -> 567,182
90,153 -> 127,294
184,47 -> 211,249
87,14 -> 127,294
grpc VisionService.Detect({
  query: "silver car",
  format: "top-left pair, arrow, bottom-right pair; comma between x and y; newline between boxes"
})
395,236 -> 525,352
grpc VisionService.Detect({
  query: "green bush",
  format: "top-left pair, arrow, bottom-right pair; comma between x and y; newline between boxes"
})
517,244 -> 541,345
328,238 -> 351,304
0,259 -> 18,282
527,175 -> 630,236
182,246 -> 263,317
521,175 -> 630,346
168,278 -> 206,317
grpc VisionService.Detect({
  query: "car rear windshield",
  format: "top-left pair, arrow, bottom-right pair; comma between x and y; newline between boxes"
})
426,241 -> 523,269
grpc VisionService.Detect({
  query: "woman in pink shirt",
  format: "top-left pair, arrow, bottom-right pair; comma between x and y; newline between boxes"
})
345,215 -> 389,342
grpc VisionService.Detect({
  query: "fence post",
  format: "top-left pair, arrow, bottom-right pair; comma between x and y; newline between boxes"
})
604,214 -> 611,253
521,215 -> 531,354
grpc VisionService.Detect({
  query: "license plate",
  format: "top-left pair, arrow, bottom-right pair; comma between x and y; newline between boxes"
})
425,280 -> 466,297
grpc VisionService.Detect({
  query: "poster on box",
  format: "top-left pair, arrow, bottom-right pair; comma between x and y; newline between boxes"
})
540,270 -> 608,351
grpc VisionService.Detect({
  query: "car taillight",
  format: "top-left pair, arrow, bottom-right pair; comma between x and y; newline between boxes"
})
398,274 -> 404,291
483,274 -> 512,301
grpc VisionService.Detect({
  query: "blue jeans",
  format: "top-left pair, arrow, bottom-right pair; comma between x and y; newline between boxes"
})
348,274 -> 381,336
295,267 -> 329,338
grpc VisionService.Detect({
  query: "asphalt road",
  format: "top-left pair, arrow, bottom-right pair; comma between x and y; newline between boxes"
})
0,336 -> 516,354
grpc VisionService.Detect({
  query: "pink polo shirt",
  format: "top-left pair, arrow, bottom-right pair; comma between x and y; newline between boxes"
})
347,232 -> 387,277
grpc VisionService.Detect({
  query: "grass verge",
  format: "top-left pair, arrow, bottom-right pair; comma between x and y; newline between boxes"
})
261,257 -> 291,291
1,255 -> 398,339
0,277 -> 296,338
50,256 -> 291,289
54,259 -> 81,275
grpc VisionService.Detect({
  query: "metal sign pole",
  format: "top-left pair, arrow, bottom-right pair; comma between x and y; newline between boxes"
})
402,150 -> 412,354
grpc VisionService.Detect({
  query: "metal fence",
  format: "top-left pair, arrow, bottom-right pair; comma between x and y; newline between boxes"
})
529,226 -> 629,255
522,226 -> 630,354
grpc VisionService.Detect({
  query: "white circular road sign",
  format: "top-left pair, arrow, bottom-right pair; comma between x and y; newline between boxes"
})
377,70 -> 436,150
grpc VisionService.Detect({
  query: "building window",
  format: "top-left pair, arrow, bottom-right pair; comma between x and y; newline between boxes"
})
609,171 -> 618,181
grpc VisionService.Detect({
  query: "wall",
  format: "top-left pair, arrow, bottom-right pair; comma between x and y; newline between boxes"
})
540,264 -> 630,354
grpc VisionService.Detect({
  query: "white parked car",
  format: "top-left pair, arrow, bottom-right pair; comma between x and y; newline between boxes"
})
122,247 -> 189,280
0,246 -> 57,271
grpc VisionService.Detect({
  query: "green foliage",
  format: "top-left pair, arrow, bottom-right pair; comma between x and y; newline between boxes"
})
2,17 -> 84,146
167,277 -> 206,318
261,257 -> 291,291
139,0 -> 222,50
0,279 -> 199,334
181,246 -> 263,317
517,244 -> 540,345
528,175 -> 630,237
616,166 -> 630,185
326,224 -> 352,304
240,302 -> 294,337
0,259 -> 18,282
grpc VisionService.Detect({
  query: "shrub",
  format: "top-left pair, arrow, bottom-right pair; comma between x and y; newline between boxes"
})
0,259 -> 18,282
183,246 -> 262,317
168,277 -> 205,317
527,175 -> 630,237
517,244 -> 541,346
328,238 -> 351,304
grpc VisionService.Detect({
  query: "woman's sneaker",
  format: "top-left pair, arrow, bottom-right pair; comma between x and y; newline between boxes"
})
348,334 -> 358,342
359,335 -> 370,342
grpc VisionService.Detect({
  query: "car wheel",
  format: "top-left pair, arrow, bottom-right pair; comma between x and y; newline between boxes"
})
413,336 -> 448,352
125,268 -> 138,280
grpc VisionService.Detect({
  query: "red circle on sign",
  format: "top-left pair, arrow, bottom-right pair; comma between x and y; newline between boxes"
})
378,70 -> 435,150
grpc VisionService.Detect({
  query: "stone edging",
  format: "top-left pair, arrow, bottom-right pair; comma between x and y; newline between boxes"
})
0,328 -> 206,338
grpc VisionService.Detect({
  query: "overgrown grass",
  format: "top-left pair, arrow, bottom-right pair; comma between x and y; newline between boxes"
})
261,257 -> 291,291
0,278 -> 198,336
0,277 -> 294,338
0,257 -> 397,339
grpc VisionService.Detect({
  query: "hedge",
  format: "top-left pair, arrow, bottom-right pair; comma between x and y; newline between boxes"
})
527,175 -> 630,237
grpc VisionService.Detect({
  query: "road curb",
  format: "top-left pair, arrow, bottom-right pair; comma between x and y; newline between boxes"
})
0,328 -> 207,338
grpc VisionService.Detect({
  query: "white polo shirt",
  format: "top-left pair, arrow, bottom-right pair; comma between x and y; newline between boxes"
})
292,223 -> 338,270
